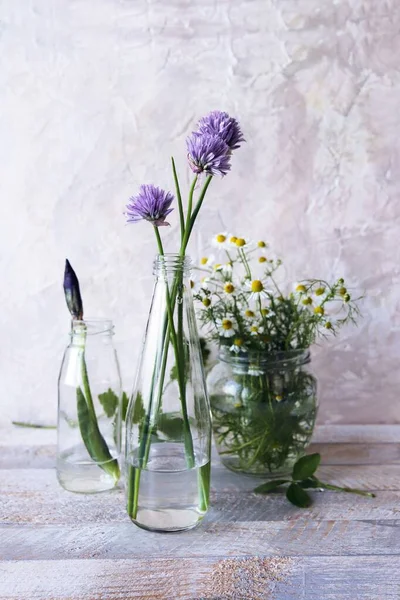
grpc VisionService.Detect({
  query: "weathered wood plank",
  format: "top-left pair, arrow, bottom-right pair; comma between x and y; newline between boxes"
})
4,441 -> 400,469
1,556 -> 400,600
2,517 -> 400,560
312,424 -> 400,444
1,468 -> 400,525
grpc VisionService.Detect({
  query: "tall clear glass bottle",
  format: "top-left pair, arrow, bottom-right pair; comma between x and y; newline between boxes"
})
57,319 -> 121,493
125,254 -> 211,532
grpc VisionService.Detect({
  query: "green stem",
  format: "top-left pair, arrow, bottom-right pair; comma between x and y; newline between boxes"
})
318,481 -> 376,498
181,175 -> 213,253
171,156 -> 185,243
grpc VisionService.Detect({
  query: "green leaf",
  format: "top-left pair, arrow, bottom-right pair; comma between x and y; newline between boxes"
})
170,364 -> 178,382
98,388 -> 119,418
132,392 -> 145,425
292,453 -> 321,481
76,387 -> 120,481
286,482 -> 312,508
121,391 -> 129,421
157,413 -> 184,440
254,479 -> 290,494
299,477 -> 322,489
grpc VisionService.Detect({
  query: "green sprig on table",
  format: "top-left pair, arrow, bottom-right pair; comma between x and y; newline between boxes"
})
254,453 -> 376,508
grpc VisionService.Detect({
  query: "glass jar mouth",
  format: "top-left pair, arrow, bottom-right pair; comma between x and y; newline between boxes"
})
218,347 -> 311,369
71,318 -> 114,336
153,253 -> 191,276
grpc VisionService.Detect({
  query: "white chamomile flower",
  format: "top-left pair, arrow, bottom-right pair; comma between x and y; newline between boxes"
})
243,309 -> 256,321
233,237 -> 254,251
222,281 -> 237,296
221,262 -> 233,277
293,282 -> 307,295
212,232 -> 229,248
199,254 -> 215,268
200,275 -> 212,289
230,337 -> 247,354
246,278 -> 271,302
216,315 -> 237,338
249,323 -> 264,336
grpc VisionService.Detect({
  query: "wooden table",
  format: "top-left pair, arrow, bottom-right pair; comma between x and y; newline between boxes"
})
1,425 -> 400,599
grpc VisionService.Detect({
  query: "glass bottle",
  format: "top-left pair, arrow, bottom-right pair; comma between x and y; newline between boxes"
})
57,318 -> 121,493
208,349 -> 317,476
125,254 -> 211,532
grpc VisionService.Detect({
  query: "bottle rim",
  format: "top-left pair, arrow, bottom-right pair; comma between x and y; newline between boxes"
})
153,253 -> 192,276
71,318 -> 114,336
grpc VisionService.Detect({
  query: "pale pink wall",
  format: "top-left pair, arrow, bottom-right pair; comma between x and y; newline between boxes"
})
1,0 -> 399,425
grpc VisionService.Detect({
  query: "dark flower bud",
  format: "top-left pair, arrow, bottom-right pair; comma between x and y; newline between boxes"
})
63,259 -> 83,319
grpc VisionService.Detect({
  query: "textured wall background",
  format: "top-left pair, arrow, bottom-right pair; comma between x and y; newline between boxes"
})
1,0 -> 399,426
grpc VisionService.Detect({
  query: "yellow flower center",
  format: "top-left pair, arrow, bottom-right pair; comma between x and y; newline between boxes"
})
261,308 -> 269,316
202,298 -> 211,307
235,238 -> 246,247
224,283 -> 235,294
325,321 -> 332,329
216,234 -> 226,243
259,256 -> 267,263
214,263 -> 222,270
200,257 -> 208,265
296,284 -> 306,293
315,287 -> 325,296
222,319 -> 233,330
251,280 -> 263,293
251,326 -> 259,333
339,286 -> 347,296
230,236 -> 237,243
314,306 -> 324,315
245,310 -> 255,318
302,297 -> 312,305
258,241 -> 266,248
234,338 -> 243,346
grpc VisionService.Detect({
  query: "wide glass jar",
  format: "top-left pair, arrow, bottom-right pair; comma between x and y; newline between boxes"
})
125,255 -> 211,532
207,349 -> 317,477
57,319 -> 121,493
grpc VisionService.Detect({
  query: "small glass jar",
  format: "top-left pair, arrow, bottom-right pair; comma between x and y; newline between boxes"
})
57,319 -> 122,493
207,349 -> 317,477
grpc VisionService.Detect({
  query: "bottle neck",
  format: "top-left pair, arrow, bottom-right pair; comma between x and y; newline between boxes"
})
153,254 -> 192,281
70,319 -> 114,346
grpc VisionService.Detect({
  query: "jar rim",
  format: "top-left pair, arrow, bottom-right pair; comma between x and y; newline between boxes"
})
218,347 -> 311,367
71,318 -> 114,336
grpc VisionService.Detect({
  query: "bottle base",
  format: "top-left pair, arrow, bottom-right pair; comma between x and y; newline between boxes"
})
128,508 -> 205,533
57,456 -> 118,494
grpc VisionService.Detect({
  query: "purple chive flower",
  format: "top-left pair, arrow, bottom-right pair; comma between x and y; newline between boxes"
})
196,110 -> 245,151
186,133 -> 231,177
125,184 -> 174,227
63,259 -> 83,320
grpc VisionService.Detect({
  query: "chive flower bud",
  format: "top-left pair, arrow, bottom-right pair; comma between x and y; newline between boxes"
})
63,259 -> 84,320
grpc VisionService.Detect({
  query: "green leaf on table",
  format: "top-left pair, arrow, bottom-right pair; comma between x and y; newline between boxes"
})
254,479 -> 290,494
292,453 -> 321,481
286,482 -> 312,508
299,476 -> 322,489
121,391 -> 129,421
98,388 -> 119,418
